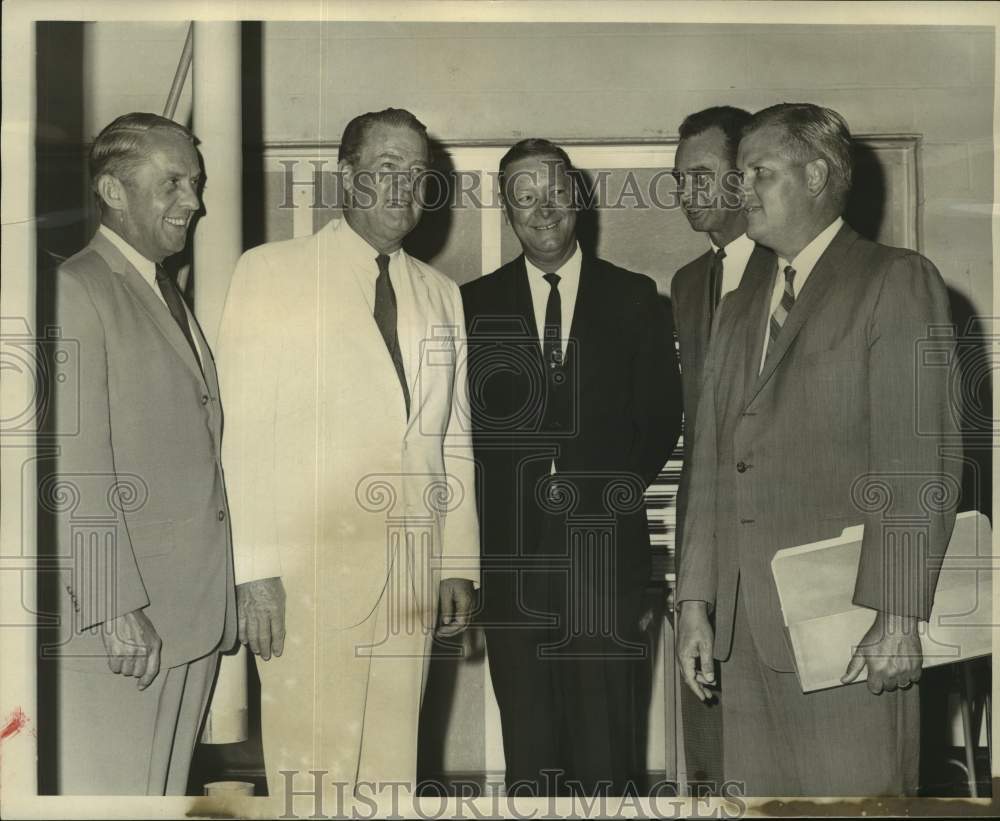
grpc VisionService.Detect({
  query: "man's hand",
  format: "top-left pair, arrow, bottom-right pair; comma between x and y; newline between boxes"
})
101,608 -> 162,690
676,600 -> 717,701
841,610 -> 922,694
436,578 -> 475,638
237,577 -> 286,660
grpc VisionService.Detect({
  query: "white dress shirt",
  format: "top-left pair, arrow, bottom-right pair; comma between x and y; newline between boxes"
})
709,231 -> 756,301
759,216 -> 844,373
524,243 -> 583,351
99,224 -> 203,366
524,244 -> 582,475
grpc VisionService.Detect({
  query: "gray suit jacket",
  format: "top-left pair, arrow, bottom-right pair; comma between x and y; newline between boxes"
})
677,223 -> 961,672
49,229 -> 236,670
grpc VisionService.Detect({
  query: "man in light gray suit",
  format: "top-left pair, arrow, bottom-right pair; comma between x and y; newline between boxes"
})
43,113 -> 235,794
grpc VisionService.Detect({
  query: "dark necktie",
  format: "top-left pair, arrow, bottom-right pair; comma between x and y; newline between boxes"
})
155,265 -> 202,372
707,246 -> 726,336
374,253 -> 411,417
542,273 -> 563,376
766,264 -> 797,359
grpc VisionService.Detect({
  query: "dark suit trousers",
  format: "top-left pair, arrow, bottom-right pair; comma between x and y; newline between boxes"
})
56,651 -> 219,794
484,514 -> 645,796
722,591 -> 919,796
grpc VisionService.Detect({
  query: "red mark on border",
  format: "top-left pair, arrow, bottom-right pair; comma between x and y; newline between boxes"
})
0,708 -> 28,741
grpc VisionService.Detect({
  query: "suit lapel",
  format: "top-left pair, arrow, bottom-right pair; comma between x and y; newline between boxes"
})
697,250 -> 715,348
513,257 -> 541,344
398,255 -> 432,428
187,311 -> 219,398
563,254 -> 597,371
741,246 -> 778,408
186,312 -> 223,441
91,232 -> 207,386
746,224 -> 858,407
510,258 -> 549,396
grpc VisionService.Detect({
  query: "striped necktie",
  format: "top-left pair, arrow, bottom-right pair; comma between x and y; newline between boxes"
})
766,264 -> 797,359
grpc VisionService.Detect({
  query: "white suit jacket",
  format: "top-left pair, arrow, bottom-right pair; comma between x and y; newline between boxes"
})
217,217 -> 479,628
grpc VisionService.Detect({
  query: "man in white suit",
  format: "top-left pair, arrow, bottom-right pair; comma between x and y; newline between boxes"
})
217,108 -> 479,807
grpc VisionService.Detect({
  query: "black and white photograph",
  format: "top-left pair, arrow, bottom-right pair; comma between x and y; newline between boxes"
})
0,1 -> 996,818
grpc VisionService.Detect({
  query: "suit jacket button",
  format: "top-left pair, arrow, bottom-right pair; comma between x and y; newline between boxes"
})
201,394 -> 210,405
218,509 -> 226,521
736,461 -> 748,473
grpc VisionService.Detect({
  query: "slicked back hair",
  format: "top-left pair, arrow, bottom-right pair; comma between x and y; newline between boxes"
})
677,106 -> 753,167
497,138 -> 579,209
90,113 -> 195,207
338,107 -> 429,167
744,103 -> 854,209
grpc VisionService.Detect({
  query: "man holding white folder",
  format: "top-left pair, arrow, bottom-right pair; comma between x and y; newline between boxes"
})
675,103 -> 961,796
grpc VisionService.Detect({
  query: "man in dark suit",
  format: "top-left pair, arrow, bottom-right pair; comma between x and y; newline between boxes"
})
676,104 -> 961,795
462,138 -> 682,795
42,113 -> 235,794
670,105 -> 775,791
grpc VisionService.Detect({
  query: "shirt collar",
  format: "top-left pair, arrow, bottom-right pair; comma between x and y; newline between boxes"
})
709,231 -> 754,259
524,243 -> 583,284
98,224 -> 157,282
338,216 -> 406,276
780,216 -> 844,279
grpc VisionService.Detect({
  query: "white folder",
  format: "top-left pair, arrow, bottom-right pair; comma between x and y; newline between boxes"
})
771,510 -> 993,692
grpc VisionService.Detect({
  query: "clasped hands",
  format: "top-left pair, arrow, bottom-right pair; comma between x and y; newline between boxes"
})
235,576 -> 476,659
676,601 -> 923,699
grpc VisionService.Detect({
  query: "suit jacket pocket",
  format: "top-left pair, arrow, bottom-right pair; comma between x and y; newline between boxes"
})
799,343 -> 865,369
800,345 -> 866,403
127,520 -> 176,558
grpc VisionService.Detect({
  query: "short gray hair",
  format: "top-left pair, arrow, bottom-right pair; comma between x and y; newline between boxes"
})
90,113 -> 195,202
745,103 -> 853,207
